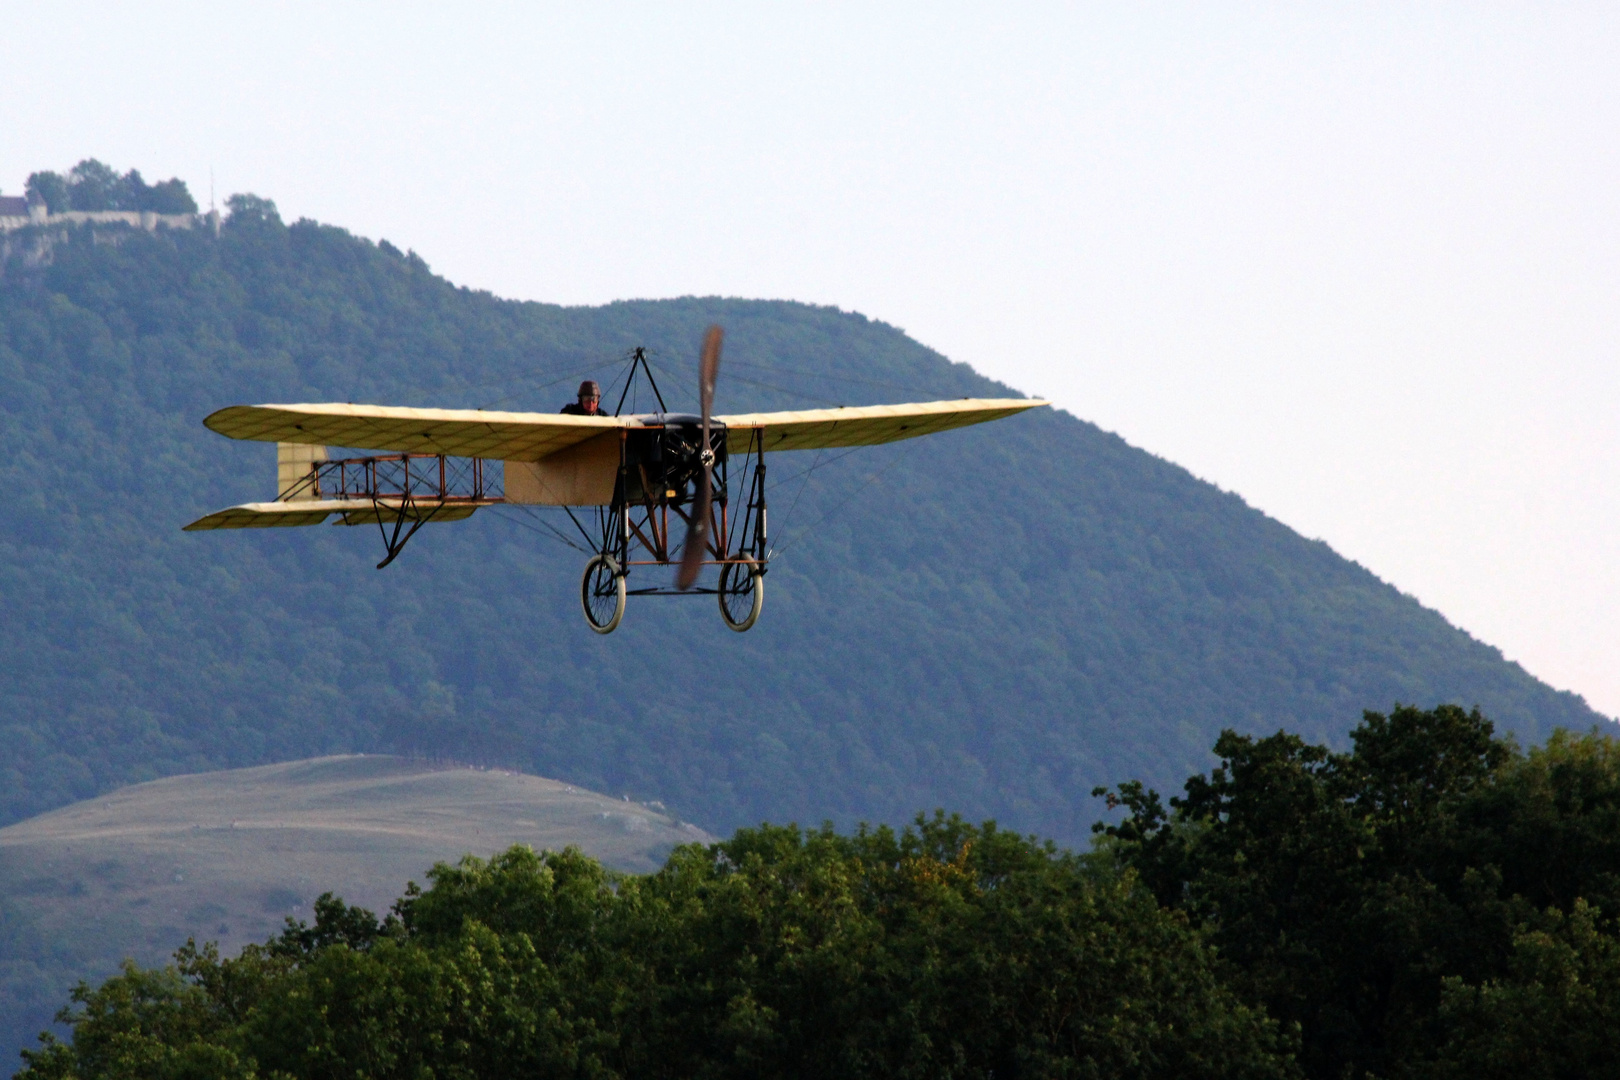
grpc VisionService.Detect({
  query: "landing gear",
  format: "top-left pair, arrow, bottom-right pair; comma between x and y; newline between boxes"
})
568,348 -> 770,635
718,556 -> 764,632
581,554 -> 626,634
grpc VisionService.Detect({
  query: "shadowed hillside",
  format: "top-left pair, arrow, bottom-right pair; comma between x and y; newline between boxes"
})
0,195 -> 1605,851
0,755 -> 708,1062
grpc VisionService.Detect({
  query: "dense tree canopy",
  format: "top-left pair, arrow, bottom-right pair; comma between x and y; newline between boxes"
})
1096,707 -> 1620,1079
0,186 -> 1597,849
1,170 -> 1611,1062
23,160 -> 197,215
15,819 -> 1296,1080
24,710 -> 1620,1078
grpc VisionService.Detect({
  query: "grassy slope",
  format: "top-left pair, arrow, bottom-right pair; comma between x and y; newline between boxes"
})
0,210 -> 1604,850
0,754 -> 706,1063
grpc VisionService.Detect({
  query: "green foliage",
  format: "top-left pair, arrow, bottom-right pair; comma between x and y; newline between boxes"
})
1097,707 -> 1620,1079
21,173 -> 64,214
222,194 -> 278,226
1430,900 -> 1620,1080
0,175 -> 1608,1058
25,717 -> 1620,1078
22,160 -> 197,214
17,822 -> 1299,1080
0,193 -> 1595,845
627,817 -> 1294,1078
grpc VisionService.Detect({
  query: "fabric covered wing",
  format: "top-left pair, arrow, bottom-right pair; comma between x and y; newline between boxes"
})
204,403 -> 626,461
186,500 -> 357,530
718,398 -> 1046,453
332,504 -> 485,526
184,499 -> 492,531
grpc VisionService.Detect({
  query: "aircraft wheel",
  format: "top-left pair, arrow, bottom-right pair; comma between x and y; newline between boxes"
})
581,554 -> 626,634
718,557 -> 764,632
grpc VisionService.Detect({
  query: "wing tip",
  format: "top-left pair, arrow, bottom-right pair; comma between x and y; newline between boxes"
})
183,501 -> 337,530
202,404 -> 254,435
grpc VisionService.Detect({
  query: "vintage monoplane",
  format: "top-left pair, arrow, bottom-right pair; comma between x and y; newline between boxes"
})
186,327 -> 1047,633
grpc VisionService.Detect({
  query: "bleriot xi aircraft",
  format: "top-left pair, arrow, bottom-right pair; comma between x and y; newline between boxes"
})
186,327 -> 1047,633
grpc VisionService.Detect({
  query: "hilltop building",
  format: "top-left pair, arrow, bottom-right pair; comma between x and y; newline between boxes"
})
0,195 -> 40,228
0,192 -> 218,235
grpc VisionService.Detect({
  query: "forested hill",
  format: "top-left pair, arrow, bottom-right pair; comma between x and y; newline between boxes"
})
0,195 -> 1604,844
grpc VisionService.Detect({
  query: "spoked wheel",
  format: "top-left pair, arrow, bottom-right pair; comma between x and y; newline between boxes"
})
717,556 -> 764,632
581,554 -> 626,634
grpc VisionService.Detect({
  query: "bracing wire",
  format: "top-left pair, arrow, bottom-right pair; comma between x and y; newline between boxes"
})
638,354 -> 687,412
477,353 -> 631,411
473,345 -> 939,566
598,363 -> 629,413
725,373 -> 843,406
769,444 -> 872,486
644,353 -> 912,409
768,442 -> 922,562
486,506 -> 589,553
726,359 -> 951,400
634,349 -> 923,556
770,447 -> 825,549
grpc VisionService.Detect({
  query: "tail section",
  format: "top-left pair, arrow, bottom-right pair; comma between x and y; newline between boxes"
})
276,442 -> 328,500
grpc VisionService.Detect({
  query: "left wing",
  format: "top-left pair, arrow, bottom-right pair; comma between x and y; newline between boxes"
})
717,398 -> 1046,453
204,403 -> 628,461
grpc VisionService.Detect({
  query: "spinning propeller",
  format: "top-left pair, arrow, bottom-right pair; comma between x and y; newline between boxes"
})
676,325 -> 723,589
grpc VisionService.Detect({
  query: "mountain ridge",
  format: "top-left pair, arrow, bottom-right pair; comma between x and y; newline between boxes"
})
0,200 -> 1605,849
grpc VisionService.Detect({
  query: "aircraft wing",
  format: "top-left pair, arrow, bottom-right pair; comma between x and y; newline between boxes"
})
717,398 -> 1047,453
183,499 -> 491,531
203,403 -> 628,461
203,397 -> 1047,460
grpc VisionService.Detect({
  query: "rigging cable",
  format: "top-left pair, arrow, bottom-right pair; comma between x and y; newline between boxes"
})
638,350 -> 922,559
768,447 -> 825,551
768,441 -> 922,562
725,359 -> 954,400
723,373 -> 843,406
477,354 -> 629,411
485,506 -> 589,553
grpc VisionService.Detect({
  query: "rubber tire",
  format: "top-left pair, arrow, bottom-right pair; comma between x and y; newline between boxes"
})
581,554 -> 626,634
718,557 -> 764,632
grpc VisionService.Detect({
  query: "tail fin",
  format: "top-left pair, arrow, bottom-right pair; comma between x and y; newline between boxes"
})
276,442 -> 328,500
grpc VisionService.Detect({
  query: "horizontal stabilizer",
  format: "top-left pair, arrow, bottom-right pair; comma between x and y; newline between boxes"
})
332,504 -> 483,527
184,499 -> 494,531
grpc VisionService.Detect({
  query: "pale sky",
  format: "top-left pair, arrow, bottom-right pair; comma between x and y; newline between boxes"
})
5,3 -> 1617,717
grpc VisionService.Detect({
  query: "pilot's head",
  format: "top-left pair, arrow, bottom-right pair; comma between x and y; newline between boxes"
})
577,380 -> 602,411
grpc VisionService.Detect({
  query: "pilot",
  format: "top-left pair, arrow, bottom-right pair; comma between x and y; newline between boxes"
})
561,380 -> 608,416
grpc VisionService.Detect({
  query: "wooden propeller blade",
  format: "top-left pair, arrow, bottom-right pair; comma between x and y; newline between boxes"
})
676,465 -> 710,589
699,325 -> 722,426
677,325 -> 723,590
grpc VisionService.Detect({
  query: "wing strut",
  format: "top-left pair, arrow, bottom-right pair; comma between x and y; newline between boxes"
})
373,491 -> 446,569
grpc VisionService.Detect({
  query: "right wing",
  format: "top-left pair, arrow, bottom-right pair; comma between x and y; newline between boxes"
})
717,397 -> 1047,453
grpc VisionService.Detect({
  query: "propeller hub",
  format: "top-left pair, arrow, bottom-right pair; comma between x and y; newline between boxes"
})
699,447 -> 716,468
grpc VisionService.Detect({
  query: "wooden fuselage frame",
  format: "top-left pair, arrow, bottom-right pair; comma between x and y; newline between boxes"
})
184,386 -> 1048,583
549,421 -> 769,592
283,418 -> 769,585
